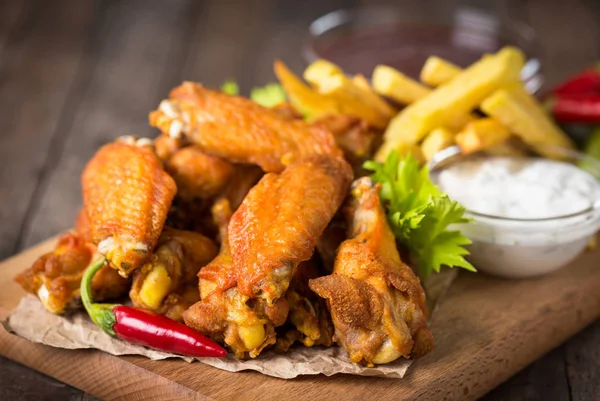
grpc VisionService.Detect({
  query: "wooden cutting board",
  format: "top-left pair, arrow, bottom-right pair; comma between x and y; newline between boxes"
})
1,235 -> 600,401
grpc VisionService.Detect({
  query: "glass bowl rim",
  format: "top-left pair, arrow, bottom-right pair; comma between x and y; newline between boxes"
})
429,145 -> 600,223
304,5 -> 539,62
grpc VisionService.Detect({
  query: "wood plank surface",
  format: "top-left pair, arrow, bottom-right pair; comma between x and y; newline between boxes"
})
1,0 -> 600,400
1,234 -> 600,401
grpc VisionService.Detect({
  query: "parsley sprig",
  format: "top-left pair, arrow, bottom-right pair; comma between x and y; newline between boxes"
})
364,151 -> 475,278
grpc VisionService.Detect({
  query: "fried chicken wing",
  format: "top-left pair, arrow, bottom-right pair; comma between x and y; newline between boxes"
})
154,134 -> 185,162
15,233 -> 129,314
276,259 -> 334,351
82,139 -> 177,276
164,145 -> 234,201
129,227 -> 218,321
309,177 -> 433,366
149,82 -> 342,172
183,199 -> 288,358
220,165 -> 264,210
229,155 -> 353,303
313,114 -> 380,175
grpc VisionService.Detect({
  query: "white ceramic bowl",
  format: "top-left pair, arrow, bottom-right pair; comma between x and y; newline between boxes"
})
430,146 -> 600,278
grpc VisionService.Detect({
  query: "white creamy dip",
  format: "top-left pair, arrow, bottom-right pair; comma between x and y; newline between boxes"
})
435,156 -> 600,219
431,155 -> 600,278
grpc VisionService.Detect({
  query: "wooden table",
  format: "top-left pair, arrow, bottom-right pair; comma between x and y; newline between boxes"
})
1,0 -> 599,400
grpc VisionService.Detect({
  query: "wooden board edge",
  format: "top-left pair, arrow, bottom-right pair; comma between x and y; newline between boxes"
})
0,328 -> 208,401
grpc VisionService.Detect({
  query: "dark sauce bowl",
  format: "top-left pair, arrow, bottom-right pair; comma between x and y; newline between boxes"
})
304,6 -> 542,93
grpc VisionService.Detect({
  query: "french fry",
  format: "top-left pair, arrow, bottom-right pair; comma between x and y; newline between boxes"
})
455,118 -> 511,154
372,64 -> 474,130
420,56 -> 462,87
273,60 -> 338,120
480,82 -> 575,150
351,74 -> 373,91
352,74 -> 398,119
421,127 -> 456,161
303,59 -> 344,89
372,65 -> 431,104
303,60 -> 395,128
445,112 -> 476,132
376,47 -> 525,161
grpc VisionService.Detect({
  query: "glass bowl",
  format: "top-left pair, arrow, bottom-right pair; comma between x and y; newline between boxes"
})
304,5 -> 542,93
429,145 -> 600,278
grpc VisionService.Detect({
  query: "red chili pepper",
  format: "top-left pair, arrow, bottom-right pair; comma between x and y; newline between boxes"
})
548,94 -> 600,124
552,64 -> 600,96
80,257 -> 227,358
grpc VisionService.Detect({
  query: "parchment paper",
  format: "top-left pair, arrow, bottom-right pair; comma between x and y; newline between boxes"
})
3,269 -> 457,379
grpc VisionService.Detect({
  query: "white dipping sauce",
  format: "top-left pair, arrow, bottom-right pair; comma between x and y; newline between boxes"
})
433,155 -> 600,278
436,157 -> 599,219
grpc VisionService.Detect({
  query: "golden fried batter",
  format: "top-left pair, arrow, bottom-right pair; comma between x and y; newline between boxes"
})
154,134 -> 185,162
164,146 -> 234,201
82,140 -> 177,276
183,199 -> 288,358
313,114 -> 380,175
130,227 -> 218,322
220,165 -> 264,211
309,177 -> 433,366
276,259 -> 334,351
15,233 -> 129,314
149,82 -> 342,172
229,155 -> 353,303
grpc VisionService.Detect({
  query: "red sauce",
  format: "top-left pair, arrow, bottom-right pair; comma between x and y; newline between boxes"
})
310,22 -> 510,79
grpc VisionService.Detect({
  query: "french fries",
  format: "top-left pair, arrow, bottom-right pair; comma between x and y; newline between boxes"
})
376,47 -> 525,161
303,60 -> 395,129
351,73 -> 398,122
421,127 -> 456,161
420,56 -> 462,87
481,82 -> 575,150
303,59 -> 344,88
273,60 -> 338,120
372,65 -> 431,104
372,64 -> 474,131
455,118 -> 511,154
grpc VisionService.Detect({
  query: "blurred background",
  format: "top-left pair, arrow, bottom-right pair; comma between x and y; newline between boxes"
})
1,0 -> 599,256
0,0 -> 599,399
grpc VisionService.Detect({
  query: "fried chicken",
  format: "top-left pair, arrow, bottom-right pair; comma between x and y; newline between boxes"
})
275,259 -> 334,351
129,227 -> 218,322
149,82 -> 342,172
82,138 -> 177,276
15,232 -> 130,314
229,155 -> 353,304
313,114 -> 380,175
183,199 -> 288,358
155,133 -> 235,202
309,177 -> 433,366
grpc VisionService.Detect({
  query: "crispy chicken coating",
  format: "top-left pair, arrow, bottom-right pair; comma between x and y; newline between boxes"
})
309,177 -> 433,366
183,199 -> 288,358
129,227 -> 218,322
149,82 -> 342,172
15,232 -> 130,314
165,164 -> 263,237
82,140 -> 177,276
275,259 -> 334,351
154,134 -> 185,162
164,146 -> 234,201
220,165 -> 264,211
229,155 -> 353,304
313,114 -> 380,176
